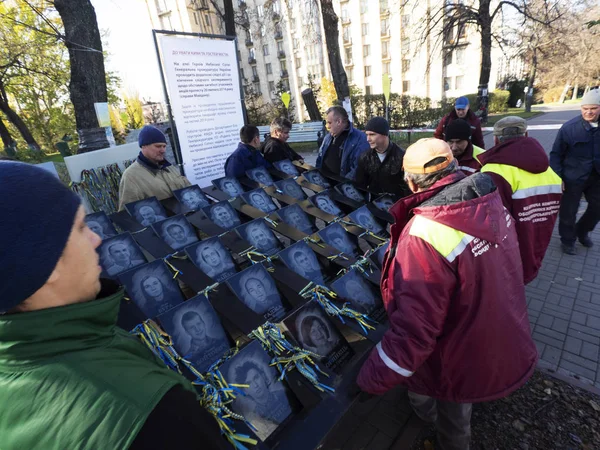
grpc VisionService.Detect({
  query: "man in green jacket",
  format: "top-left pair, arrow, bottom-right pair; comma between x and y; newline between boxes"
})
0,162 -> 227,449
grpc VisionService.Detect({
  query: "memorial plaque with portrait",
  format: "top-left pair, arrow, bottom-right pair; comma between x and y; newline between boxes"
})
373,194 -> 396,212
335,182 -> 366,203
241,188 -> 278,213
152,214 -> 199,251
185,237 -> 237,282
370,242 -> 389,270
317,223 -> 360,257
246,166 -> 275,186
85,211 -> 117,240
125,197 -> 168,227
235,218 -> 282,256
212,176 -> 245,198
273,159 -> 300,176
119,259 -> 185,318
226,264 -> 288,322
275,203 -> 316,235
158,295 -> 231,372
348,206 -> 386,236
283,302 -> 353,373
278,241 -> 326,286
173,185 -> 211,212
310,191 -> 344,217
220,340 -> 300,442
274,178 -> 307,200
303,169 -> 331,188
330,268 -> 385,321
202,201 -> 242,230
98,232 -> 147,277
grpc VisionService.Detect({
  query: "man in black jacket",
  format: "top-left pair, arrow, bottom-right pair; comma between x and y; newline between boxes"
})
355,117 -> 410,198
261,117 -> 304,164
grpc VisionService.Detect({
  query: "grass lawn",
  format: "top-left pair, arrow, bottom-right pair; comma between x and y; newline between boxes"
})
390,131 -> 435,148
42,153 -> 65,163
289,141 -> 319,153
485,108 -> 543,126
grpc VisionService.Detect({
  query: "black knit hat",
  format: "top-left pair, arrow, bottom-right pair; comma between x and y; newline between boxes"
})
365,117 -> 390,136
445,119 -> 472,141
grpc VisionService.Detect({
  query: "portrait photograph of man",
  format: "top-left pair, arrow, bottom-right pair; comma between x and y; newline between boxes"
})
226,264 -> 286,322
158,295 -> 231,373
241,189 -> 278,213
126,197 -> 168,227
273,159 -> 299,176
119,259 -> 185,319
335,182 -> 365,203
370,242 -> 389,269
310,192 -> 343,217
186,237 -> 237,282
330,268 -> 382,315
203,201 -> 242,230
222,340 -> 298,441
276,204 -> 315,234
278,241 -> 325,286
213,176 -> 244,198
303,170 -> 331,188
85,211 -> 117,241
274,179 -> 307,201
373,194 -> 395,212
152,214 -> 199,251
317,223 -> 360,257
349,206 -> 385,235
98,233 -> 147,277
173,185 -> 210,212
246,167 -> 275,186
235,219 -> 282,256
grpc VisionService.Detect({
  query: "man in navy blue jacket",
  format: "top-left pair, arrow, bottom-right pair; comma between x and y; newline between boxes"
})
316,106 -> 369,180
550,90 -> 600,254
224,126 -> 271,178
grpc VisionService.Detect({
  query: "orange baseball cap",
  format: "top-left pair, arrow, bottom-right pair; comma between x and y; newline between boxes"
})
403,138 -> 454,174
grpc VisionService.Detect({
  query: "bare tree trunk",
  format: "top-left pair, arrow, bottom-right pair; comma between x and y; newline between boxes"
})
477,0 -> 492,123
53,0 -> 109,152
558,82 -> 570,103
0,116 -> 15,150
525,49 -> 537,113
0,83 -> 41,151
319,0 -> 349,102
571,84 -> 578,101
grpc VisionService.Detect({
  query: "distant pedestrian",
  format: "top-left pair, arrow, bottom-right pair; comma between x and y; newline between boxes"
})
550,90 -> 600,255
443,118 -> 484,175
357,138 -> 536,450
260,117 -> 304,164
355,117 -> 410,198
479,116 -> 562,283
434,96 -> 485,149
316,106 -> 369,180
224,125 -> 271,178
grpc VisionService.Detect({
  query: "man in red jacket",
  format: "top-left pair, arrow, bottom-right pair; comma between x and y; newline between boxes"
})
434,96 -> 485,149
479,116 -> 562,282
357,138 -> 537,450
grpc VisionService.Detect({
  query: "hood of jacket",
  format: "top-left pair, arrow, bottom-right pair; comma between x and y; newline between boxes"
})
478,137 -> 549,174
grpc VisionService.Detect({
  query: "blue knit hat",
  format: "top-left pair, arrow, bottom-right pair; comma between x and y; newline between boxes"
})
138,126 -> 167,147
0,162 -> 81,311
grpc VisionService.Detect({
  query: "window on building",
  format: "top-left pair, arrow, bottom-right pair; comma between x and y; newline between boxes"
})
402,59 -> 410,73
401,37 -> 410,53
252,66 -> 258,76
444,52 -> 452,66
159,14 -> 173,30
293,38 -> 299,49
365,85 -> 372,95
263,44 -> 269,55
444,76 -> 452,91
237,50 -> 241,61
273,0 -> 281,14
360,0 -> 368,14
341,6 -> 349,21
361,23 -> 369,36
281,59 -> 287,71
364,65 -> 371,77
458,24 -> 467,39
249,48 -> 255,58
290,18 -> 296,31
257,5 -> 264,17
345,47 -> 352,64
296,57 -> 302,68
240,68 -> 245,79
455,75 -> 464,90
347,68 -> 354,82
382,41 -> 389,58
193,12 -> 199,25
155,0 -> 168,13
266,63 -> 272,74
403,80 -> 410,92
456,48 -> 465,65
343,25 -> 351,42
261,25 -> 266,36
381,18 -> 389,35
277,41 -> 284,52
269,81 -> 275,92
401,14 -> 410,28
380,0 -> 388,10
275,23 -> 282,35
204,14 -> 211,28
383,62 -> 390,74
363,45 -> 370,57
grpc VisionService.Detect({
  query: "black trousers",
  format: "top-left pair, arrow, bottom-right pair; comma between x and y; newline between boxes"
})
559,171 -> 600,244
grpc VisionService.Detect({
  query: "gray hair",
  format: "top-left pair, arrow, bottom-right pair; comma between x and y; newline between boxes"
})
497,129 -> 526,143
270,117 -> 292,134
325,105 -> 349,123
404,158 -> 458,191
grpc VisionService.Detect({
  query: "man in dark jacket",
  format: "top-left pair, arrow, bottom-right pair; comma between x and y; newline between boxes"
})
0,162 -> 227,449
357,139 -> 536,450
355,116 -> 409,198
260,117 -> 304,164
480,116 -> 561,282
316,105 -> 369,180
443,118 -> 484,175
550,90 -> 600,254
434,96 -> 485,149
224,125 -> 271,178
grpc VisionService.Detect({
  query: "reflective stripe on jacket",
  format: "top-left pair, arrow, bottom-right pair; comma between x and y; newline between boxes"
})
457,145 -> 485,175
